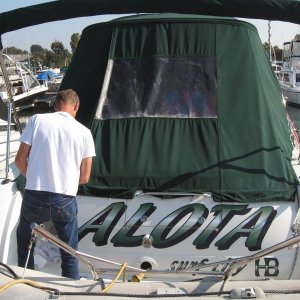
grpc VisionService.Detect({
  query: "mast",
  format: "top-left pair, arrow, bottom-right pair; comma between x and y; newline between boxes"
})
268,20 -> 272,61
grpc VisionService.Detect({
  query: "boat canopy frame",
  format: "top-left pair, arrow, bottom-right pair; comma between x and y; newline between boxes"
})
1,0 -> 300,49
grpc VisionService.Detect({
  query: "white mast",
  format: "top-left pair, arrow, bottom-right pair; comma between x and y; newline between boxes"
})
268,20 -> 272,61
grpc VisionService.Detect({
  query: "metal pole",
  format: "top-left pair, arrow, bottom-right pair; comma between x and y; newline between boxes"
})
31,224 -> 99,280
268,20 -> 272,61
223,234 -> 300,281
32,223 -> 144,273
0,51 -> 23,180
0,51 -> 13,180
5,102 -> 12,178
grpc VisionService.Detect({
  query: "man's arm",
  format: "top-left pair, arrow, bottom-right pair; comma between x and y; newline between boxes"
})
15,142 -> 31,176
79,157 -> 93,184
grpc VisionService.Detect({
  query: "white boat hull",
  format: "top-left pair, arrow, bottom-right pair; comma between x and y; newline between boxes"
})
1,179 -> 300,282
280,84 -> 300,106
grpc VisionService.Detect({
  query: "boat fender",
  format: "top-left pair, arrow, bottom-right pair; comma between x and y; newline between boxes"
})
229,287 -> 265,299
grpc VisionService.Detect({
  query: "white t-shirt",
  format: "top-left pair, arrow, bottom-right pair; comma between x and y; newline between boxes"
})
20,112 -> 96,196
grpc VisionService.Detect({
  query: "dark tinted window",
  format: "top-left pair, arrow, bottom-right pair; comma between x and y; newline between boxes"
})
100,56 -> 217,119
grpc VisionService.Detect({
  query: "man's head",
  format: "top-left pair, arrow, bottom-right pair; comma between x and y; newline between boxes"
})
54,89 -> 80,117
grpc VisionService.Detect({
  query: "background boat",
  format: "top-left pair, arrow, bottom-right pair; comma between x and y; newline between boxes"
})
0,54 -> 48,110
277,35 -> 300,106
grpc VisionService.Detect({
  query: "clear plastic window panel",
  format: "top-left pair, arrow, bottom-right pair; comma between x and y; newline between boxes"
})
100,56 -> 217,119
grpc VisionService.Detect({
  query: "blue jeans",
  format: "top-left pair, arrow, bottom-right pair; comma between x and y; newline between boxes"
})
17,189 -> 79,279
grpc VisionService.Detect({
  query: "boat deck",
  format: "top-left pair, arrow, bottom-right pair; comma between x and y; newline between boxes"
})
1,266 -> 300,299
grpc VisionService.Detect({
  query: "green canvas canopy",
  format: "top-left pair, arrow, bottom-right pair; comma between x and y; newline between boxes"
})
58,14 -> 298,202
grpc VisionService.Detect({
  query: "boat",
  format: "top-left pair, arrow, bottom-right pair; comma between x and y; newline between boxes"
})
36,69 -> 64,93
272,61 -> 283,79
0,54 -> 48,110
1,1 -> 300,299
277,35 -> 300,106
47,73 -> 64,92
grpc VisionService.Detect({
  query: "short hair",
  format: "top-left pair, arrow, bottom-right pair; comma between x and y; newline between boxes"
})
54,89 -> 80,108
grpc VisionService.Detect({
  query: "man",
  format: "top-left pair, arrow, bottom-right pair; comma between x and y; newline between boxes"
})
15,89 -> 96,279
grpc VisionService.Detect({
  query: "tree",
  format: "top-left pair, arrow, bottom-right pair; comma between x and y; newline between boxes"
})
30,44 -> 47,70
263,42 -> 283,61
51,40 -> 66,56
44,50 -> 56,68
3,46 -> 28,54
51,40 -> 70,66
272,45 -> 283,62
70,33 -> 81,54
30,44 -> 44,54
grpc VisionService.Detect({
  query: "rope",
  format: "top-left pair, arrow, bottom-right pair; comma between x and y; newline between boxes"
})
0,262 -> 19,279
287,112 -> 300,153
0,279 -> 58,295
102,262 -> 127,293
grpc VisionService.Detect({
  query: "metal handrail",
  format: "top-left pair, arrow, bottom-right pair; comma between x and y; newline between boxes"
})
31,223 -> 223,278
223,234 -> 300,281
32,224 -> 99,280
31,224 -> 300,281
31,224 -> 144,280
0,51 -> 13,180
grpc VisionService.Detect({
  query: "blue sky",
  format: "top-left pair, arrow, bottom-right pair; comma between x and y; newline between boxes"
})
1,0 -> 299,52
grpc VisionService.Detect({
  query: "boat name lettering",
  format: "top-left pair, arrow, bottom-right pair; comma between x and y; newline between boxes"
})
255,258 -> 279,277
169,257 -> 279,277
169,259 -> 246,276
78,203 -> 277,251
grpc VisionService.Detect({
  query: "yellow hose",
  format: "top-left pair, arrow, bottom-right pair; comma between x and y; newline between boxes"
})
0,264 -> 129,295
102,262 -> 127,293
0,279 -> 45,293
